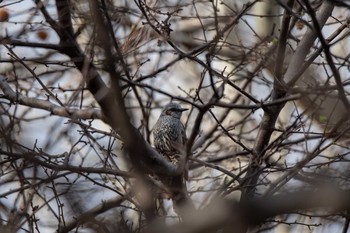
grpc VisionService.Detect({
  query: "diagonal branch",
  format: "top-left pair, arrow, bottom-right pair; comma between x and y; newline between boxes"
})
56,0 -> 74,36
58,196 -> 127,233
28,0 -> 184,179
302,0 -> 349,109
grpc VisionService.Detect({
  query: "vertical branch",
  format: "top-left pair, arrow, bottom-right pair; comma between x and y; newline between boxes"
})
56,0 -> 74,36
240,1 -> 334,203
241,0 -> 295,201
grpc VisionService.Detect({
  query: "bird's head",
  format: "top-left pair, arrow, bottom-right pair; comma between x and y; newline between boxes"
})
160,102 -> 188,119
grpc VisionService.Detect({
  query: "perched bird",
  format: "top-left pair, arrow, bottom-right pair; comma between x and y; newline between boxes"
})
153,102 -> 194,211
153,102 -> 188,165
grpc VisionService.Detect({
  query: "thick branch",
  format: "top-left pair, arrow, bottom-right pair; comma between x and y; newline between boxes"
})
285,1 -> 334,85
56,0 -> 74,36
241,1 -> 335,201
151,188 -> 350,233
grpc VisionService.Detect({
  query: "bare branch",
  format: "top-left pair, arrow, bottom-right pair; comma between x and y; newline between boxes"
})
0,75 -> 103,120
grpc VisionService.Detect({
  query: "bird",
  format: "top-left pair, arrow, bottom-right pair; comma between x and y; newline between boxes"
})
152,102 -> 188,165
152,102 -> 195,212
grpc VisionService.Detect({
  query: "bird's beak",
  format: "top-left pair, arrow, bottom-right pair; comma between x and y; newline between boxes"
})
180,108 -> 188,112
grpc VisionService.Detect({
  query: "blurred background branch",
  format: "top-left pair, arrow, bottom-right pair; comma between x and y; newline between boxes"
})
0,0 -> 349,232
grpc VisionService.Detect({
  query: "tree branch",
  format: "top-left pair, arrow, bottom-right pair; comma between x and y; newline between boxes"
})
0,75 -> 103,120
151,188 -> 350,233
241,1 -> 335,201
58,196 -> 127,233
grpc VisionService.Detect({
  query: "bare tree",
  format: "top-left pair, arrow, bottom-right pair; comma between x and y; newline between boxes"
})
0,0 -> 350,232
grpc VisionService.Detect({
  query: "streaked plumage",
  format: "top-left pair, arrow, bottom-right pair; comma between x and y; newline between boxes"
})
152,102 -> 188,164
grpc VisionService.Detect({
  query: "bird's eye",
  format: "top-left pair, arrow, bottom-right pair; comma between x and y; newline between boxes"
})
165,110 -> 172,115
